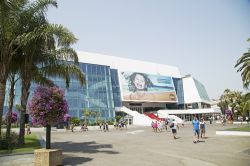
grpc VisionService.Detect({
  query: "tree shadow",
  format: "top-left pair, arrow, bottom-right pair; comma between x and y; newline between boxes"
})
63,155 -> 93,165
52,141 -> 119,154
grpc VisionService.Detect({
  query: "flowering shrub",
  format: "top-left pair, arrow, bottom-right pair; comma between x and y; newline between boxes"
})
63,114 -> 71,122
11,112 -> 18,123
28,86 -> 68,126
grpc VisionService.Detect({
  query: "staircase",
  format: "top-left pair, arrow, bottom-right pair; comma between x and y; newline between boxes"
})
144,112 -> 163,121
120,106 -> 152,126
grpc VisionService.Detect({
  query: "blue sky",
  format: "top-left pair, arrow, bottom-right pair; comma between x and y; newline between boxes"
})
47,0 -> 250,99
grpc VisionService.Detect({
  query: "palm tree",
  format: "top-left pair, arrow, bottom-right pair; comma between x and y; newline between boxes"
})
218,89 -> 242,116
0,0 -> 28,137
91,111 -> 97,123
0,0 -> 57,137
83,109 -> 90,125
235,38 -> 250,89
5,58 -> 20,144
16,0 -> 85,145
239,93 -> 250,118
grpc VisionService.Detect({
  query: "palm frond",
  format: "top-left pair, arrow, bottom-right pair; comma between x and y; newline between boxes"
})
28,0 -> 57,16
235,41 -> 250,89
31,69 -> 54,86
40,63 -> 85,88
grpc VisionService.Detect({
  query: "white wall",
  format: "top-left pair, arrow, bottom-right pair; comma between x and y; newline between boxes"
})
183,76 -> 201,103
77,51 -> 181,78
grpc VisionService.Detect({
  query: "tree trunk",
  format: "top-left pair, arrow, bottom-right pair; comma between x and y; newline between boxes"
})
18,80 -> 30,145
46,124 -> 51,149
6,76 -> 15,145
0,79 -> 7,137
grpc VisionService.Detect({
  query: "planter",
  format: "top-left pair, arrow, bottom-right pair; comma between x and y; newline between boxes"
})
34,148 -> 62,166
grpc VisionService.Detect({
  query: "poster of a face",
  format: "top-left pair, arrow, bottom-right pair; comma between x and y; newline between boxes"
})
120,71 -> 178,102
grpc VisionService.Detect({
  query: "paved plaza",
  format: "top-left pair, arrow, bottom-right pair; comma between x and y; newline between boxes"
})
0,123 -> 250,166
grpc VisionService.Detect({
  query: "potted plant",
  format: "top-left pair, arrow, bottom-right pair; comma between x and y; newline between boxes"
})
28,86 -> 68,165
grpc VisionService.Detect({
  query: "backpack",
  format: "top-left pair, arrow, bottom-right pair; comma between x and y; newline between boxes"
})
170,123 -> 174,128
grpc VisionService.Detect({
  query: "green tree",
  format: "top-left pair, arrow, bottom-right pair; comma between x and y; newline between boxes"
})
70,117 -> 80,126
5,71 -> 19,145
0,0 -> 85,144
0,0 -> 28,137
115,115 -> 122,122
218,89 -> 242,116
9,0 -> 85,145
91,111 -> 97,123
235,38 -> 250,89
83,109 -> 90,124
238,93 -> 250,117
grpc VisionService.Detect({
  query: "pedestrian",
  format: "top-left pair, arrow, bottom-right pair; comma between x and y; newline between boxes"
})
157,121 -> 162,132
170,119 -> 178,139
209,116 -> 212,124
105,122 -> 109,131
99,122 -> 102,130
192,116 -> 200,143
200,117 -> 206,139
70,124 -> 74,132
246,116 -> 249,124
26,125 -> 31,135
240,116 -> 243,125
103,123 -> 106,132
165,119 -> 169,131
153,121 -> 158,132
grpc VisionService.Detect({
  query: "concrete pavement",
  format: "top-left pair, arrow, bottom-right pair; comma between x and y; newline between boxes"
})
0,123 -> 249,166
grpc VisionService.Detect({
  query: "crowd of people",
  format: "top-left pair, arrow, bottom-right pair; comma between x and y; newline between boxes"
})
150,115 -> 208,143
99,122 -> 109,132
113,121 -> 128,130
151,119 -> 180,139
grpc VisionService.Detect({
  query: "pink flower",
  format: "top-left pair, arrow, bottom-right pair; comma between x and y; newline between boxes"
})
28,86 -> 68,126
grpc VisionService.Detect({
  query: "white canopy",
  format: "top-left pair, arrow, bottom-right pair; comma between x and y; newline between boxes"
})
158,108 -> 221,115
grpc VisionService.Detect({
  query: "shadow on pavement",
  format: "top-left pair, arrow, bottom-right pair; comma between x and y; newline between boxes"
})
63,155 -> 93,165
52,141 -> 119,154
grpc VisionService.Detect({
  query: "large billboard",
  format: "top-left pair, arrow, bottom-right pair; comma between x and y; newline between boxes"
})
120,71 -> 177,102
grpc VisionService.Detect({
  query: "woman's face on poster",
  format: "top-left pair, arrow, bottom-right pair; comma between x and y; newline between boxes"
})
133,74 -> 146,90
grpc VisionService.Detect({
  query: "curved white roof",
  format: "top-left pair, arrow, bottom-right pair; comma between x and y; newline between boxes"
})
77,51 -> 181,78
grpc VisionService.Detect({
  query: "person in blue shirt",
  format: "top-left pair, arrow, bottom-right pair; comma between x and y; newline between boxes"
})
192,116 -> 200,143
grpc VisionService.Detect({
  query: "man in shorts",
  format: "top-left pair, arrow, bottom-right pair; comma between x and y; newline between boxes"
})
192,116 -> 200,143
171,119 -> 179,139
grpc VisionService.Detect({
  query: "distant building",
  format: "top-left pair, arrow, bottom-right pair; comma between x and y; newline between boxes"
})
4,51 -> 220,123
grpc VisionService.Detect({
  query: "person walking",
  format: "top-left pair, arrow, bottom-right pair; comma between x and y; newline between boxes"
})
192,116 -> 200,143
99,122 -> 102,131
200,117 -> 206,139
209,116 -> 212,124
105,122 -> 109,131
165,119 -> 169,131
170,119 -> 178,139
70,124 -> 74,132
26,125 -> 31,135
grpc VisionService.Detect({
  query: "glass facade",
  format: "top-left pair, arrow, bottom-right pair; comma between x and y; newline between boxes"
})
3,61 -> 202,121
172,77 -> 184,105
194,78 -> 210,101
4,62 -> 120,121
61,63 -> 116,120
110,69 -> 122,107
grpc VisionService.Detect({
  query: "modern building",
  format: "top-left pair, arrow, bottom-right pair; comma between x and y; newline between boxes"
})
4,51 -> 220,124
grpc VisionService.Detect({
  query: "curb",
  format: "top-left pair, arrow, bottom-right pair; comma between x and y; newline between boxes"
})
0,152 -> 33,157
216,130 -> 250,136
